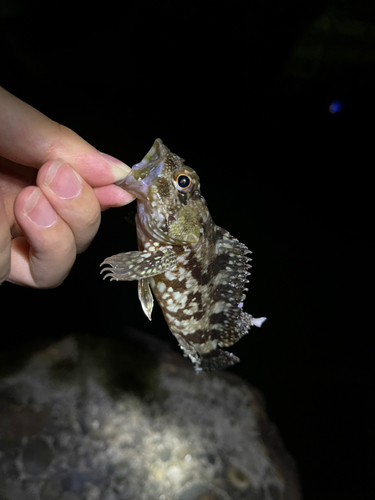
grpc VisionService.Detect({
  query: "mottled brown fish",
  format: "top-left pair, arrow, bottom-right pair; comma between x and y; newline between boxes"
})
101,139 -> 266,371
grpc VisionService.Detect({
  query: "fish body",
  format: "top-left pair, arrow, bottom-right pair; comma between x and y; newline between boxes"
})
101,139 -> 266,371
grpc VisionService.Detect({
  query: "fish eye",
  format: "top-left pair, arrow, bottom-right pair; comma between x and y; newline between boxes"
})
173,170 -> 195,193
178,175 -> 190,189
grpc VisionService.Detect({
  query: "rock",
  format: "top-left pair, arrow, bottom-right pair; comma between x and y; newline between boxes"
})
23,437 -> 53,475
0,330 -> 300,500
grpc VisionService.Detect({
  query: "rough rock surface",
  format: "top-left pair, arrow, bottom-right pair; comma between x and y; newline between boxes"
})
0,330 -> 300,500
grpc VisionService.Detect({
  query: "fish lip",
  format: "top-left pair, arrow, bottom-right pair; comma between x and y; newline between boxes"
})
118,138 -> 168,200
120,161 -> 163,200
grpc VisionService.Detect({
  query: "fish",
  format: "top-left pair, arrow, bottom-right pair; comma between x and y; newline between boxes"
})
100,139 -> 266,372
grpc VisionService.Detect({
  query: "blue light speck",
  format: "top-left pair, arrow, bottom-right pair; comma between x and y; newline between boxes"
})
329,101 -> 342,114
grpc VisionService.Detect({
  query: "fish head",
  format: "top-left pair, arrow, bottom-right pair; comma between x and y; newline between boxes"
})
122,139 -> 208,245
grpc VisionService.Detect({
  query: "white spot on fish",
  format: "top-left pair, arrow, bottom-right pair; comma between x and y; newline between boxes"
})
165,270 -> 176,281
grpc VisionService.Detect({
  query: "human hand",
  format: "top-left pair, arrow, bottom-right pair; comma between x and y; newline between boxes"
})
0,87 -> 134,287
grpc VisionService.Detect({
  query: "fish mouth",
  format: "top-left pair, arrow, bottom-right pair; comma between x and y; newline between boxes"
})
132,138 -> 168,180
117,138 -> 168,199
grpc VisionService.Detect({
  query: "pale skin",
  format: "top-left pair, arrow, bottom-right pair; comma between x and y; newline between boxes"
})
0,86 -> 134,287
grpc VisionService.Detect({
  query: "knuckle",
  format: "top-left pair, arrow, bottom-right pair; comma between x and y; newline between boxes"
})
72,204 -> 101,253
45,124 -> 78,158
75,201 -> 101,235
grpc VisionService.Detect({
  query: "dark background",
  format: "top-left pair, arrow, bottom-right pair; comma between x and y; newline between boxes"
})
1,1 -> 373,498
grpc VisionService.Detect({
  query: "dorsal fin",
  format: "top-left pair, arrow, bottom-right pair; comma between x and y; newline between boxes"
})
206,227 -> 260,348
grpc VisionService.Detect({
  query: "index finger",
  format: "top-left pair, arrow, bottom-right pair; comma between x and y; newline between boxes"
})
0,86 -> 131,186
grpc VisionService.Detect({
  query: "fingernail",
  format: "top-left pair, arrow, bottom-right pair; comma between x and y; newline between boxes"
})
45,159 -> 82,199
24,189 -> 57,228
99,152 -> 131,181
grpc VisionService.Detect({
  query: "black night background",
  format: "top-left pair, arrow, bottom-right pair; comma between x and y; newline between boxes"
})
1,1 -> 372,498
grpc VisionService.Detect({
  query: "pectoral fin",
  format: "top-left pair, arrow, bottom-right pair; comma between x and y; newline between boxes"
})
138,278 -> 154,320
100,248 -> 176,281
